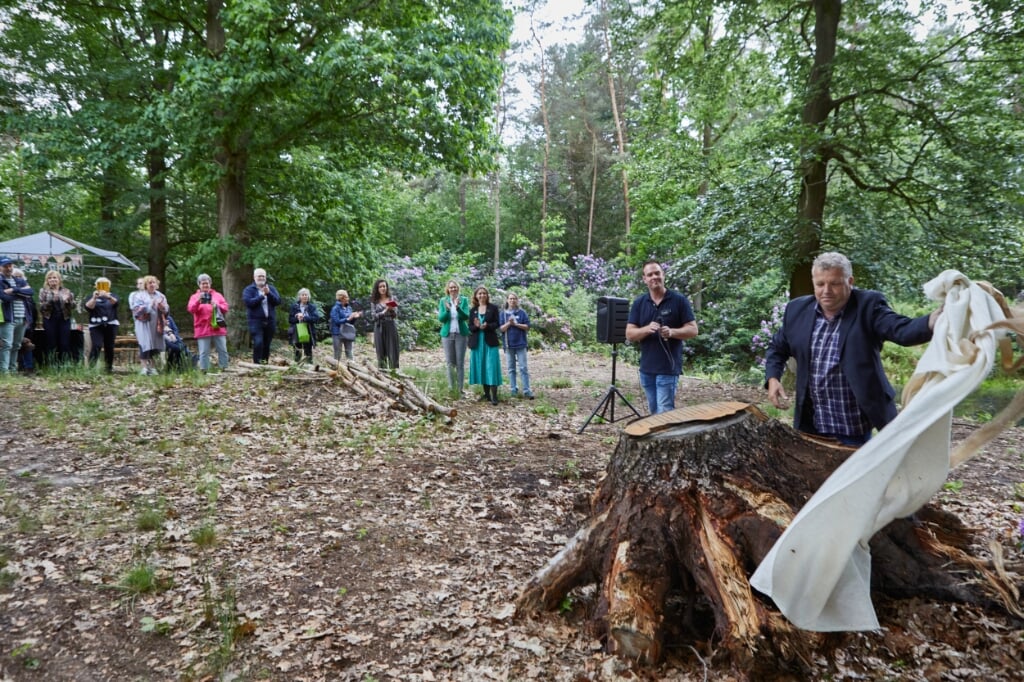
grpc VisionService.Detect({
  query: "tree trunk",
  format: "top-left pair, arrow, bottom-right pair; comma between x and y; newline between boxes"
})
147,148 -> 168,285
492,55 -> 506,270
790,0 -> 841,299
517,402 -> 1013,677
530,16 -> 550,256
599,0 -> 630,253
216,148 -> 251,349
585,119 -> 598,256
147,24 -> 171,287
208,0 -> 252,349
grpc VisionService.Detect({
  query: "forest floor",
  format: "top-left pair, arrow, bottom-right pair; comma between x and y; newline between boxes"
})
0,346 -> 1022,681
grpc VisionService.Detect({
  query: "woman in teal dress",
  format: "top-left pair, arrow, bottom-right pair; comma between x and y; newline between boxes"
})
468,286 -> 502,405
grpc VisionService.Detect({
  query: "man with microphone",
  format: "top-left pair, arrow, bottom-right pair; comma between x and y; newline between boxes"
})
625,260 -> 699,414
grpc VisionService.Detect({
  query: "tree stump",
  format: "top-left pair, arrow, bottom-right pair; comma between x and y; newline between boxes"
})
516,402 -> 1012,677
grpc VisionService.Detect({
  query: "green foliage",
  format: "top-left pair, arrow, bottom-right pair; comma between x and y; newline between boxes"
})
9,642 -> 40,670
119,563 -> 161,595
135,502 -> 166,533
140,616 -> 174,636
881,344 -> 927,393
379,248 -> 482,350
191,524 -> 217,549
559,459 -> 582,481
954,373 -> 1024,425
688,272 -> 789,372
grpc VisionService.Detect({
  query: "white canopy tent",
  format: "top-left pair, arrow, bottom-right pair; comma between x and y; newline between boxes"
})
0,230 -> 140,273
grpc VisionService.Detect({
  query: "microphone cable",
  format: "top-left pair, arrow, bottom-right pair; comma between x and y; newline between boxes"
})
654,307 -> 677,375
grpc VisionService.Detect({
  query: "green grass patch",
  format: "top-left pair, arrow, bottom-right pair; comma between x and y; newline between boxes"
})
192,523 -> 218,549
119,563 -> 163,595
136,505 -> 166,532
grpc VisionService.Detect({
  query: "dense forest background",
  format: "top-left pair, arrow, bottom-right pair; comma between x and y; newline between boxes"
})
1,0 -> 1022,370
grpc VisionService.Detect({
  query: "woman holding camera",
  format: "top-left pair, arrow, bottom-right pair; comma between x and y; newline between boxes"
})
187,273 -> 229,371
84,277 -> 119,373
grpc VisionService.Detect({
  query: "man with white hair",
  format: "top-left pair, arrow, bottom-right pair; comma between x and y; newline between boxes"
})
765,251 -> 941,446
242,268 -> 282,364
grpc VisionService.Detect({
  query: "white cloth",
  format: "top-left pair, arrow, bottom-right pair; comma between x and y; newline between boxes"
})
749,270 -> 1007,631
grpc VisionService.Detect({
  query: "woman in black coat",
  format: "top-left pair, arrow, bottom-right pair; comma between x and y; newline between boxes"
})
467,286 -> 503,404
288,287 -> 321,363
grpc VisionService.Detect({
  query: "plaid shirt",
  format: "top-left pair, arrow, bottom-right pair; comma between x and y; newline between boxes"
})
809,307 -> 870,436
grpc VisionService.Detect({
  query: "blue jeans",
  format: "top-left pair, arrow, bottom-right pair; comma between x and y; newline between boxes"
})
639,372 -> 678,415
9,318 -> 26,372
505,346 -> 531,395
0,321 -> 13,374
197,335 -> 229,370
250,322 -> 274,363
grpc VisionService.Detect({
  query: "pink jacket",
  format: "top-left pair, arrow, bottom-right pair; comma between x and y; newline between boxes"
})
187,289 -> 229,338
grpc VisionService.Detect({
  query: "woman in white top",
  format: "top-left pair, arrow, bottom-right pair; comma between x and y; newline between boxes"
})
130,275 -> 169,375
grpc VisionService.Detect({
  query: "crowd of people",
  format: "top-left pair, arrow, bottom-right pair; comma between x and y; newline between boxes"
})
2,251 -> 942,445
0,266 -> 462,381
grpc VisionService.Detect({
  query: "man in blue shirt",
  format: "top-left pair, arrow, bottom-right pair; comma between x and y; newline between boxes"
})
625,260 -> 699,414
499,292 -> 534,399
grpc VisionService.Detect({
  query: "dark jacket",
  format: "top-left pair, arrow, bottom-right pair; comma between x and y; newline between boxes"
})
242,282 -> 282,329
0,274 -> 33,322
468,303 -> 501,349
764,288 -> 933,433
288,301 -> 321,346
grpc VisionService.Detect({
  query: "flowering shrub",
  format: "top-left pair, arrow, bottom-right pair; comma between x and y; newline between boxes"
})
375,250 -> 481,351
370,248 -> 633,350
750,302 -> 786,367
571,254 -> 632,296
686,274 -> 788,372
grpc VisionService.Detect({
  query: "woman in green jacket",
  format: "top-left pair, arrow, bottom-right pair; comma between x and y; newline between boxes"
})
438,280 -> 470,394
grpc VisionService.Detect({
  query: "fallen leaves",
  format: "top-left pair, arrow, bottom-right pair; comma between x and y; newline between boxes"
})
0,350 -> 1021,681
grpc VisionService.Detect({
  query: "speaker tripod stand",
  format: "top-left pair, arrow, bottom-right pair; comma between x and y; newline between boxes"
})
578,343 -> 641,434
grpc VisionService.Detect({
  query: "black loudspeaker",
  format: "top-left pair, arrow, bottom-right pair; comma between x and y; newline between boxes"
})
596,296 -> 629,344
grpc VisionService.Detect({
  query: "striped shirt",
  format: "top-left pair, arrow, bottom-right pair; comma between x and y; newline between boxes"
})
809,307 -> 870,436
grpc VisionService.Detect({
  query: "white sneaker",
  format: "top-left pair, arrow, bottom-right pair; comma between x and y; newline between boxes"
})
139,368 -> 149,375
148,367 -> 159,375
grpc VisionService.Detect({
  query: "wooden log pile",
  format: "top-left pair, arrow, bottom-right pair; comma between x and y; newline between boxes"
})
235,353 -> 456,421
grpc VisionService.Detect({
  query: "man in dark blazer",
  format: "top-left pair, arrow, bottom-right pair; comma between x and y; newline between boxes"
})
242,268 -> 282,364
765,252 -> 941,446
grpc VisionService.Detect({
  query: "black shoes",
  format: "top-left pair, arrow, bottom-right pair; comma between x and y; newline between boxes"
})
476,386 -> 502,404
